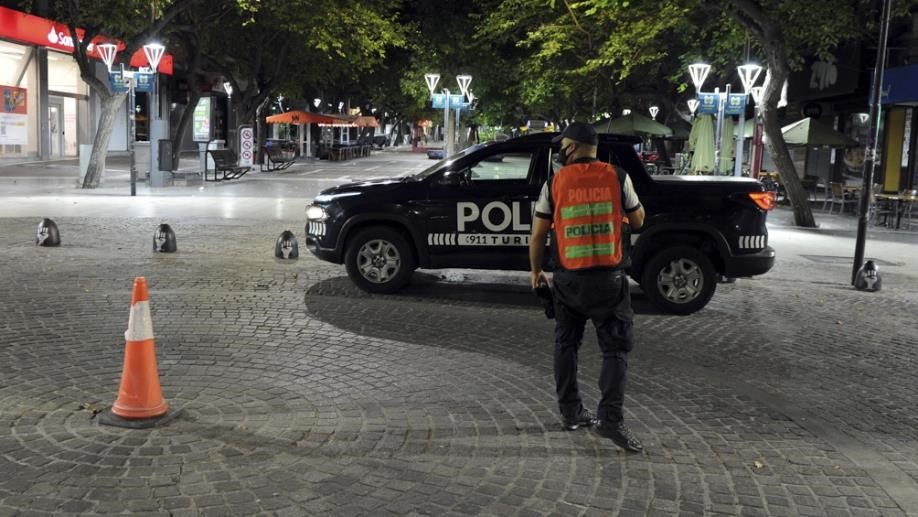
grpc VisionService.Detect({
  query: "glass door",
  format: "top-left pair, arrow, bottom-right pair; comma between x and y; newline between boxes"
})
48,99 -> 63,158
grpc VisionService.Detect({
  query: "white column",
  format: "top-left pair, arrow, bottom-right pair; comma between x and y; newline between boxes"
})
298,123 -> 304,156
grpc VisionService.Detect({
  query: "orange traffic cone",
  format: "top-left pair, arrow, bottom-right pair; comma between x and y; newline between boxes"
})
105,277 -> 168,424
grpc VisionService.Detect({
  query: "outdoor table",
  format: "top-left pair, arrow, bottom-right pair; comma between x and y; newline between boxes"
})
874,193 -> 917,229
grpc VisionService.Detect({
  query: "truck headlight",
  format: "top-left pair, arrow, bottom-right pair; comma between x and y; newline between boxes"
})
306,205 -> 327,221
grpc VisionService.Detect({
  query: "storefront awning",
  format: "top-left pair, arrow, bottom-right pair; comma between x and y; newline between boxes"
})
266,111 -> 341,125
0,6 -> 174,74
778,117 -> 859,148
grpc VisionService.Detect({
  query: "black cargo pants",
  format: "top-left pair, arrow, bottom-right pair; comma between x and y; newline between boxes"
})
552,269 -> 634,424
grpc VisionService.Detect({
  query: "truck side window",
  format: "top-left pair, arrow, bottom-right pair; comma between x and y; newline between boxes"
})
469,152 -> 533,183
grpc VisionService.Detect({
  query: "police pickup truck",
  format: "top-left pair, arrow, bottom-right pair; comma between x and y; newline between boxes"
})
304,133 -> 775,315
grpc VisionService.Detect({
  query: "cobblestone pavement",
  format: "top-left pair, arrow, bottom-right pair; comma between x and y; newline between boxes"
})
0,216 -> 917,516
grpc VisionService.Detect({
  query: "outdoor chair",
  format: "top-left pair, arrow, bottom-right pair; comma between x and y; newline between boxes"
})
900,189 -> 916,229
867,184 -> 894,226
825,182 -> 855,214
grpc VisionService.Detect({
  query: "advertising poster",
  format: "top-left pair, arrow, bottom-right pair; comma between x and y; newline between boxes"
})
0,85 -> 28,145
192,97 -> 211,142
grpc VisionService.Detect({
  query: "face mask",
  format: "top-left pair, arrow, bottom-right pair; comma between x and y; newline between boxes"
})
558,144 -> 574,166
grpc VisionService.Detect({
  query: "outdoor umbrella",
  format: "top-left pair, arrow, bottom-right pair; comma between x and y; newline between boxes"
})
686,115 -> 715,174
779,117 -> 859,148
594,113 -> 674,137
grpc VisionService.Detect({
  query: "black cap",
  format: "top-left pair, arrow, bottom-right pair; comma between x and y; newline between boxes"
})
552,122 -> 597,145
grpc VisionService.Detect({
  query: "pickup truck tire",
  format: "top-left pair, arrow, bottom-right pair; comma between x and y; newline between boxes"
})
345,226 -> 416,294
641,246 -> 716,315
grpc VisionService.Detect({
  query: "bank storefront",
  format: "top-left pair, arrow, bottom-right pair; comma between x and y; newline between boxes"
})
0,6 -> 171,164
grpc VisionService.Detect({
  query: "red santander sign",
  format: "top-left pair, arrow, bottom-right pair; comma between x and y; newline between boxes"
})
0,6 -> 173,74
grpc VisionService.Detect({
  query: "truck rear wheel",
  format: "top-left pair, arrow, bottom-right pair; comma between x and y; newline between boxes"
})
641,246 -> 716,315
345,226 -> 415,294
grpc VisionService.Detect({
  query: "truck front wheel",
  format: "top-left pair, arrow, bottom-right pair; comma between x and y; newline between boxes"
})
641,246 -> 716,315
345,227 -> 416,294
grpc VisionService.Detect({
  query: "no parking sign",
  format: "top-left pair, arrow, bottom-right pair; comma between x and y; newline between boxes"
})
238,125 -> 254,166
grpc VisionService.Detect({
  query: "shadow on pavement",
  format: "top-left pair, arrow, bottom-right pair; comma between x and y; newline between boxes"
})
304,272 -> 659,334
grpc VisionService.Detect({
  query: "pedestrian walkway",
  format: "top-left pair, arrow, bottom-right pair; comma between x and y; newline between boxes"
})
0,215 -> 916,516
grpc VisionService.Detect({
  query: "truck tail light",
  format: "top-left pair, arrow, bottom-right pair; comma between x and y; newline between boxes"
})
749,191 -> 776,211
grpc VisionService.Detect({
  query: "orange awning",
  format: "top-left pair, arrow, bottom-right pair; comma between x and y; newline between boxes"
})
266,110 -> 341,125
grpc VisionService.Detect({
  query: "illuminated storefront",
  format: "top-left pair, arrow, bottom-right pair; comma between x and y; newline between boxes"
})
0,6 -> 172,163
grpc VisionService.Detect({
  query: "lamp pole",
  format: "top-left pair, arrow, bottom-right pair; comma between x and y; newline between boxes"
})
735,63 -> 764,177
749,86 -> 764,178
98,42 -> 164,196
456,75 -> 472,151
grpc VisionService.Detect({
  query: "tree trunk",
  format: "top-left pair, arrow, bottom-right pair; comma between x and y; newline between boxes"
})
393,118 -> 404,146
728,0 -> 816,227
82,92 -> 127,188
172,88 -> 201,167
760,68 -> 816,227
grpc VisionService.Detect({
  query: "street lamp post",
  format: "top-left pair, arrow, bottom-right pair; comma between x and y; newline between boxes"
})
688,62 -> 763,176
425,73 -> 445,150
735,63 -> 764,176
223,81 -> 233,149
456,75 -> 472,149
98,42 -> 165,196
648,106 -> 659,120
749,86 -> 765,178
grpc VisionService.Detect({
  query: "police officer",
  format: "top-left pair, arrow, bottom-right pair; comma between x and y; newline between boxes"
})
529,122 -> 645,452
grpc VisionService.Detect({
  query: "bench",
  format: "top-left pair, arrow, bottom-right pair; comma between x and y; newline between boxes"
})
205,149 -> 250,182
262,145 -> 296,171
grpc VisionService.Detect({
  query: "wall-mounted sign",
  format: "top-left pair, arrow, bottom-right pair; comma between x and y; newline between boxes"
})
192,97 -> 211,142
0,5 -> 174,74
788,46 -> 860,101
0,85 -> 28,145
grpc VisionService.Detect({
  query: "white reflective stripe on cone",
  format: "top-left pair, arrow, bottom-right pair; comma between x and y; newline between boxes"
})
125,300 -> 155,342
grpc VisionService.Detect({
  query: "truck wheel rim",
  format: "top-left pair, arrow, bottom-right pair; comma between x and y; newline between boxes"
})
656,257 -> 703,304
357,239 -> 401,284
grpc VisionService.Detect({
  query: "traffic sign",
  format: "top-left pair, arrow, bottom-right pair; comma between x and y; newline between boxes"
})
238,125 -> 254,167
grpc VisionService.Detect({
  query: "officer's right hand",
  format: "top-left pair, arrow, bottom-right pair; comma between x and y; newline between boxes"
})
531,270 -> 549,289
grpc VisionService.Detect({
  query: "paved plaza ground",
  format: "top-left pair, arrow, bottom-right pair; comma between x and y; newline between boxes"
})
1,151 -> 917,516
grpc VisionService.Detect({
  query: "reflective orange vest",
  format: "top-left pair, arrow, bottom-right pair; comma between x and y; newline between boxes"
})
551,161 -> 625,271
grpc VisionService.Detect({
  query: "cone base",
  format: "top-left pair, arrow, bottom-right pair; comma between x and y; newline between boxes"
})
97,408 -> 183,429
112,399 -> 168,420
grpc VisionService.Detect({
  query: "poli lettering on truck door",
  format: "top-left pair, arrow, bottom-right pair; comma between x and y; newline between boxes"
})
421,144 -> 547,270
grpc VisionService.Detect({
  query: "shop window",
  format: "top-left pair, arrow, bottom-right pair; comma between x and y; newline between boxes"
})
47,50 -> 87,95
0,40 -> 38,158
